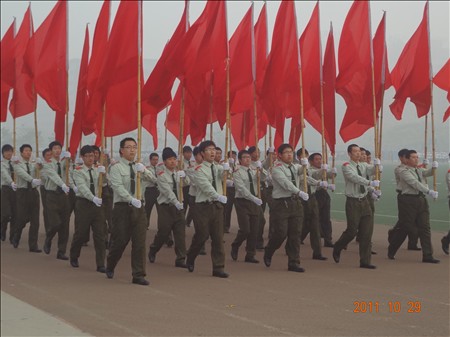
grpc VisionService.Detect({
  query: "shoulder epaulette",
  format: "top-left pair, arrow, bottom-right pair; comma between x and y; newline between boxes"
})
158,171 -> 165,176
75,166 -> 83,170
343,162 -> 350,166
195,165 -> 202,171
448,169 -> 450,173
157,162 -> 164,167
275,163 -> 282,167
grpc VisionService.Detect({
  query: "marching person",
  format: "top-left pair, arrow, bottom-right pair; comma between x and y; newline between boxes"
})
387,149 -> 440,263
263,144 -> 309,273
106,137 -> 156,285
39,148 -> 53,236
11,144 -> 42,252
442,154 -> 450,255
1,144 -> 17,243
185,140 -> 230,278
69,145 -> 107,272
148,147 -> 187,268
182,146 -> 193,225
223,150 -> 236,233
144,152 -> 160,229
332,144 -> 380,269
249,146 -> 267,249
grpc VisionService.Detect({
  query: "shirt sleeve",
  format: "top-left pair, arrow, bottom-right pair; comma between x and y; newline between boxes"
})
13,162 -> 33,183
342,164 -> 370,186
194,168 -> 220,201
43,162 -> 66,187
109,164 -> 133,203
233,170 -> 254,201
1,163 -> 13,185
157,173 -> 178,206
73,170 -> 95,201
272,166 -> 300,195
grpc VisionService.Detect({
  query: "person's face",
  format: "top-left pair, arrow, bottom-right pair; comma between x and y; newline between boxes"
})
366,155 -> 372,164
3,150 -> 13,160
399,156 -> 408,165
202,146 -> 216,163
360,151 -> 367,163
183,151 -> 192,161
232,153 -> 237,161
120,141 -> 137,161
44,151 -> 53,162
93,150 -> 100,162
51,145 -> 62,159
150,156 -> 159,167
164,157 -> 177,170
310,155 -> 322,169
297,151 -> 308,160
214,150 -> 222,163
407,153 -> 419,167
82,152 -> 95,167
239,154 -> 251,167
21,147 -> 32,161
349,146 -> 361,162
279,147 -> 294,164
195,153 -> 203,164
250,149 -> 260,161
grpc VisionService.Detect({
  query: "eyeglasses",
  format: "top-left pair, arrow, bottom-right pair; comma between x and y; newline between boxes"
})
204,148 -> 216,153
282,150 -> 293,154
122,146 -> 137,150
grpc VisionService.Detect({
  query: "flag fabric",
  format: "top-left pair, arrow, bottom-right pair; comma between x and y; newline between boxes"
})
1,20 -> 16,122
322,23 -> 336,155
389,2 -> 431,120
69,25 -> 90,156
433,59 -> 450,121
10,5 -> 35,119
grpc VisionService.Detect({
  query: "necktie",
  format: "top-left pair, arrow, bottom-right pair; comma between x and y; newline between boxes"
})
57,162 -> 62,177
154,166 -> 158,186
288,165 -> 297,187
306,170 -> 312,195
415,168 -> 422,182
356,165 -> 366,194
247,169 -> 256,196
129,163 -> 135,196
211,164 -> 217,191
172,173 -> 178,199
9,160 -> 14,179
26,162 -> 32,189
88,168 -> 95,195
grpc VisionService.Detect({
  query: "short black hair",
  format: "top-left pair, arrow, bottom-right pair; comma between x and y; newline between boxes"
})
199,140 -> 216,153
248,146 -> 257,154
149,152 -> 159,160
214,146 -> 222,153
359,147 -> 366,153
193,146 -> 200,156
183,145 -> 193,153
2,144 -> 13,154
42,148 -> 51,158
91,145 -> 100,152
277,143 -> 293,154
398,148 -> 409,158
308,153 -> 322,162
19,144 -> 32,153
405,149 -> 417,159
238,149 -> 250,160
48,141 -> 62,150
296,148 -> 309,157
119,137 -> 136,148
162,147 -> 177,161
80,145 -> 94,156
347,144 -> 359,153
227,150 -> 237,157
364,149 -> 371,156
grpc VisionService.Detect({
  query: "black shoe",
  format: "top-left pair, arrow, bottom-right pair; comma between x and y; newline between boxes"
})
422,257 -> 440,264
212,270 -> 229,278
263,253 -> 272,267
332,248 -> 341,263
186,259 -> 195,272
148,250 -> 156,263
360,264 -> 377,269
408,246 -> 421,251
43,238 -> 51,255
166,240 -> 174,248
313,255 -> 328,261
230,246 -> 238,261
244,256 -> 259,264
132,277 -> 150,286
371,250 -> 377,255
106,269 -> 114,279
387,229 -> 394,244
70,258 -> 79,268
324,241 -> 334,248
56,253 -> 69,261
388,252 -> 395,260
288,265 -> 305,272
29,248 -> 42,253
175,261 -> 187,268
97,266 -> 106,273
442,237 -> 449,255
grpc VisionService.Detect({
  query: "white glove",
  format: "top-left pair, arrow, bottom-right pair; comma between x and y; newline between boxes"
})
75,158 -> 83,166
222,163 -> 230,171
60,151 -> 71,160
327,184 -> 336,191
10,182 -> 17,191
319,180 -> 328,188
378,165 -> 383,173
369,180 -> 380,187
226,179 -> 234,187
177,170 -> 186,179
432,161 -> 438,168
252,196 -> 263,206
373,158 -> 381,166
11,156 -> 20,163
255,160 -> 262,169
266,174 -> 273,184
321,164 -> 329,170
97,165 -> 106,174
131,198 -> 142,208
92,196 -> 102,207
300,158 -> 308,166
268,146 -> 275,153
331,167 -> 338,174
228,158 -> 235,165
110,159 -> 118,165
72,186 -> 78,194
371,192 -> 380,201
31,179 -> 42,187
61,184 -> 70,194
175,201 -> 184,210
216,195 -> 227,204
102,149 -> 111,157
298,191 -> 309,201
35,157 -> 43,165
427,190 -> 438,199
135,163 -> 145,173
423,159 -> 429,165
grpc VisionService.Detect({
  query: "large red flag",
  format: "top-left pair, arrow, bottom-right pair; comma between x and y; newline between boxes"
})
10,5 -> 35,119
25,0 -> 67,143
390,2 -> 431,120
260,0 -> 300,149
1,20 -> 15,122
433,59 -> 450,122
322,23 -> 336,155
69,25 -> 90,156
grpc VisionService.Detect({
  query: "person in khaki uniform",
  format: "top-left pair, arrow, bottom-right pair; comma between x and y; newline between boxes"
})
230,150 -> 264,263
69,145 -> 107,272
1,144 -> 17,244
186,140 -> 230,278
263,144 -> 309,273
223,150 -> 236,234
182,146 -> 193,223
42,141 -> 72,260
106,137 -> 155,286
248,147 -> 266,249
11,144 -> 42,252
387,149 -> 440,263
332,144 -> 380,269
144,152 -> 160,228
39,148 -> 52,236
148,147 -> 187,268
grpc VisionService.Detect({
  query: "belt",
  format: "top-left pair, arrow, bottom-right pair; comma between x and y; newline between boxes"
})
114,200 -> 145,206
197,200 -> 219,205
145,186 -> 157,190
274,195 -> 300,201
347,196 -> 366,202
401,193 -> 424,197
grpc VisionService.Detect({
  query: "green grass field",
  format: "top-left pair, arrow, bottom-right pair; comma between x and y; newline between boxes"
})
329,163 -> 450,232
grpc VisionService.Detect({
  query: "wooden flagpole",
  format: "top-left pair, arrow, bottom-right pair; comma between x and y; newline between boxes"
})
178,83 -> 185,203
136,0 -> 143,200
164,106 -> 168,148
223,58 -> 230,195
97,103 -> 106,198
317,2 -> 327,183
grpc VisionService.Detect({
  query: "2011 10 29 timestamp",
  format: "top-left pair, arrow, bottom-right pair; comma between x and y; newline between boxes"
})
353,301 -> 422,313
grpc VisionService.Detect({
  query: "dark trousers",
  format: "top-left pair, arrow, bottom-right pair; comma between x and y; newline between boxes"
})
1,186 -> 16,242
232,198 -> 261,258
46,190 -> 70,255
224,187 -> 235,232
265,198 -> 303,267
14,188 -> 40,250
390,193 -> 419,248
314,189 -> 333,243
186,202 -> 225,272
388,194 -> 433,259
300,195 -> 323,257
40,186 -> 49,233
144,186 -> 159,225
150,203 -> 186,263
106,203 -> 147,278
70,198 -> 106,267
102,185 -> 114,243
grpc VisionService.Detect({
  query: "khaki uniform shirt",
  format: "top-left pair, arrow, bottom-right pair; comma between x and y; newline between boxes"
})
447,169 -> 450,198
398,165 -> 432,195
233,166 -> 258,201
156,165 -> 181,206
341,160 -> 375,198
299,167 -> 321,194
193,161 -> 224,203
186,164 -> 201,197
394,164 -> 405,192
271,161 -> 305,199
12,158 -> 38,189
143,164 -> 158,189
72,164 -> 101,201
42,158 -> 69,191
1,159 -> 14,187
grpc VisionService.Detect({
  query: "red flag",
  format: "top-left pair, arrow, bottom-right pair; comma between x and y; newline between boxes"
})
322,23 -> 336,155
260,0 -> 300,149
1,20 -> 15,122
390,2 -> 431,120
433,59 -> 450,121
10,5 -> 36,119
25,0 -> 67,143
69,25 -> 90,157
